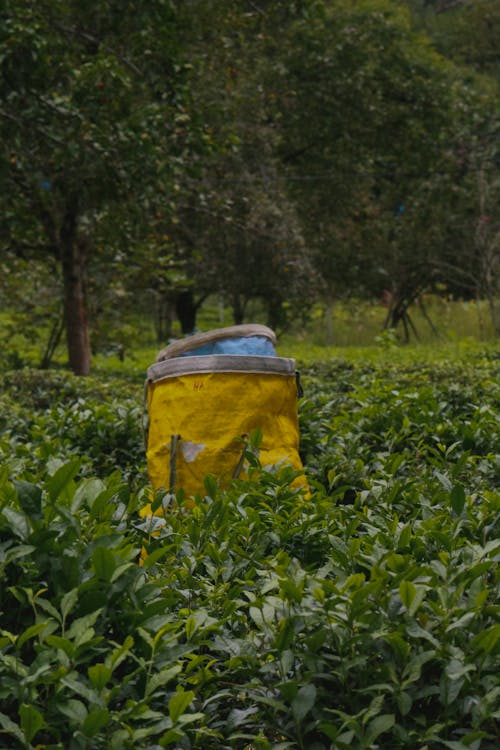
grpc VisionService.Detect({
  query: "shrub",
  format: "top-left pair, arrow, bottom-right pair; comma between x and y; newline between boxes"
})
0,345 -> 499,748
0,370 -> 145,485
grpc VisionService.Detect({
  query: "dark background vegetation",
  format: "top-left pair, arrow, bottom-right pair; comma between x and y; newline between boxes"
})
1,0 -> 498,374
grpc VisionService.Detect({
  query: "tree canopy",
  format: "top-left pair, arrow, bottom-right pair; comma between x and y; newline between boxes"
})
1,0 -> 199,372
1,0 -> 498,371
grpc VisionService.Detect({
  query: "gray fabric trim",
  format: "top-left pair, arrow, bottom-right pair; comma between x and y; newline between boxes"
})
156,324 -> 276,361
147,354 -> 296,382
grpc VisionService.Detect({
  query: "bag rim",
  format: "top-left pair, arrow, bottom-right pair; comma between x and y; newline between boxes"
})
147,354 -> 296,382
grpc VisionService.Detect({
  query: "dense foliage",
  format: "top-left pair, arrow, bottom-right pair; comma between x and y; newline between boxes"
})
1,0 -> 498,372
1,344 -> 499,748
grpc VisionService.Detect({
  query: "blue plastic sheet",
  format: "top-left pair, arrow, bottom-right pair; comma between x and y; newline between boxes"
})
178,335 -> 276,357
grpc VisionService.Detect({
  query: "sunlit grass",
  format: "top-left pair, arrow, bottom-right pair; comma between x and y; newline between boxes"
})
0,297 -> 497,377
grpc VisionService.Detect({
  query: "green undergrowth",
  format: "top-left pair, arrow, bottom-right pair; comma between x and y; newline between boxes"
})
0,344 -> 499,749
0,370 -> 145,487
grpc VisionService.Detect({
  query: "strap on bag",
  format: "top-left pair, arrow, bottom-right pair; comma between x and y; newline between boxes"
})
169,434 -> 181,491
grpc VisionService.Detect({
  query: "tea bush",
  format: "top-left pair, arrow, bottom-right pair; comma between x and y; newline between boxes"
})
0,370 -> 145,485
0,345 -> 499,748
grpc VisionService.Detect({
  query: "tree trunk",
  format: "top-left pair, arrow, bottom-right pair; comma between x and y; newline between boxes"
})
231,293 -> 245,326
176,290 -> 197,334
266,298 -> 285,332
40,310 -> 65,369
155,292 -> 176,343
486,293 -> 500,338
480,240 -> 499,337
325,296 -> 334,346
60,204 -> 91,375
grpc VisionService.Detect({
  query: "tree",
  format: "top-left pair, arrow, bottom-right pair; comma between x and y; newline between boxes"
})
158,0 -> 321,334
263,0 -> 499,340
0,0 -> 197,373
0,252 -> 63,368
375,2 -> 500,340
428,95 -> 499,335
2,0 -> 496,354
272,1 -> 456,293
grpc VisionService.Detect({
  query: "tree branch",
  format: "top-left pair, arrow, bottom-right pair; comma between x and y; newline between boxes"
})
436,0 -> 471,14
51,21 -> 143,78
0,107 -> 67,147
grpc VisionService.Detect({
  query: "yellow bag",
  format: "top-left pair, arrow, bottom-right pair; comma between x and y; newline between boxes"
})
143,325 -> 304,507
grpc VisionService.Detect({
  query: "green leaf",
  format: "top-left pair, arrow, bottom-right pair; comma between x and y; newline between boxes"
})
450,484 -> 466,515
292,684 -> 316,723
204,474 -> 218,498
146,665 -> 182,699
398,524 -> 412,549
280,579 -> 304,603
61,588 -> 79,621
364,714 -> 395,746
471,624 -> 500,655
82,708 -> 109,737
137,627 -> 154,649
1,507 -> 30,540
249,427 -> 263,450
88,663 -> 112,690
17,621 -> 51,650
141,545 -> 170,568
36,597 -> 62,622
45,459 -> 81,503
3,544 -> 36,565
58,700 -> 88,723
72,478 -> 106,513
275,617 -> 295,652
19,704 -> 45,744
382,632 -> 410,660
342,573 -> 365,590
397,692 -> 412,716
65,608 -> 103,641
177,712 -> 205,726
92,546 -> 116,581
168,689 -> 195,723
399,580 -> 416,609
446,611 -> 476,633
159,728 -> 184,747
61,676 -> 97,703
249,606 -> 264,627
109,635 -> 134,670
0,628 -> 17,646
409,585 -> 427,616
111,730 -> 132,749
13,480 -> 42,518
185,614 -> 198,640
45,635 -> 75,658
0,711 -> 24,742
402,650 -> 436,685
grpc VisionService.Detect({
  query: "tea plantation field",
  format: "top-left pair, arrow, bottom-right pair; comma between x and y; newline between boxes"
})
0,343 -> 499,749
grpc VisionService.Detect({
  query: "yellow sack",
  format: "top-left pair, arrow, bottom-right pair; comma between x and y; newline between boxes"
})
143,327 -> 304,508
